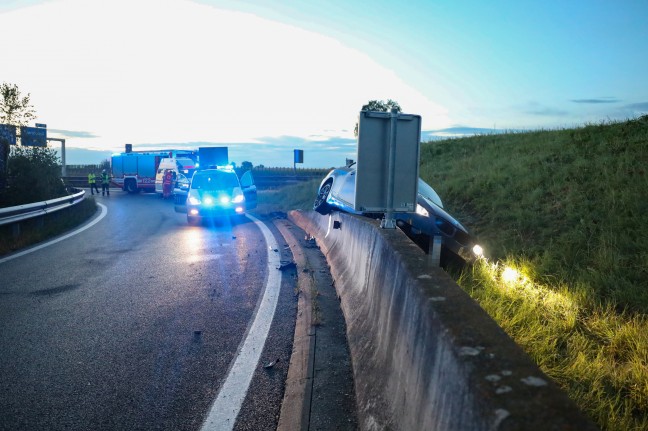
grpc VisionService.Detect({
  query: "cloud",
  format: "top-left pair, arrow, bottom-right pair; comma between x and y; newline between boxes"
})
113,135 -> 357,168
0,0 -> 449,160
524,105 -> 569,117
624,102 -> 648,112
571,97 -> 620,104
55,147 -> 113,165
48,129 -> 99,139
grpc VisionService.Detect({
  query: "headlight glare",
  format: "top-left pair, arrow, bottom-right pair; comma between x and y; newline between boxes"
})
415,204 -> 429,217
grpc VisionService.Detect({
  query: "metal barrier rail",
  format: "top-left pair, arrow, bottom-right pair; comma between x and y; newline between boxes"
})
0,189 -> 86,227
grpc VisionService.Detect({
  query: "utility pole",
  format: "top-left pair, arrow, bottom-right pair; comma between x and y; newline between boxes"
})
47,137 -> 66,176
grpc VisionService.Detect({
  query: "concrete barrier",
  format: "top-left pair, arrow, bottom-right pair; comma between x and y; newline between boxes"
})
289,210 -> 598,431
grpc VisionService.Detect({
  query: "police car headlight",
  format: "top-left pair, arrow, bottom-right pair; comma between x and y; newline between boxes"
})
188,196 -> 201,205
232,194 -> 244,203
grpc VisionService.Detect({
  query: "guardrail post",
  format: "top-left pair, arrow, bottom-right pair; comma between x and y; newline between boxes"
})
428,235 -> 442,267
12,222 -> 20,239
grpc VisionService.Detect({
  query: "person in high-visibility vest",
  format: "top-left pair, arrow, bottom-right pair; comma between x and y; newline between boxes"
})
101,170 -> 111,196
87,172 -> 99,195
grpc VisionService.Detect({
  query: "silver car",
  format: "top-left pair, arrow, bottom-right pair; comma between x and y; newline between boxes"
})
313,162 -> 483,265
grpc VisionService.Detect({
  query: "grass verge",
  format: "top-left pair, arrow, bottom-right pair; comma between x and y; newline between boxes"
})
425,116 -> 648,431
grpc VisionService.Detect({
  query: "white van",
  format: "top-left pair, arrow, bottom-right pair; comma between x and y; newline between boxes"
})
155,157 -> 197,194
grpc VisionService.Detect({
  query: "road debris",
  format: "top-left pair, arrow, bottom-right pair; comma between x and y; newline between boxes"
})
263,358 -> 280,369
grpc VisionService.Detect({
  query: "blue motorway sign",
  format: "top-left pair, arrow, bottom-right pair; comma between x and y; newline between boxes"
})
20,126 -> 47,147
0,124 -> 17,145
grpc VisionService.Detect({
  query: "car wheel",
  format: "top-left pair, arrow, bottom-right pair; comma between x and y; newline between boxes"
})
313,181 -> 332,215
125,180 -> 138,194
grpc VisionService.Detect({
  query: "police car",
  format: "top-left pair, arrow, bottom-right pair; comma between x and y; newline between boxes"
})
174,166 -> 257,224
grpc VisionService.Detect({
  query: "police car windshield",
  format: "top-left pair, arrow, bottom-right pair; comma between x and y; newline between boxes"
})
191,171 -> 239,190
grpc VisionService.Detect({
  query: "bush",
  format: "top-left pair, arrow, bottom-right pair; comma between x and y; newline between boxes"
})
0,146 -> 67,206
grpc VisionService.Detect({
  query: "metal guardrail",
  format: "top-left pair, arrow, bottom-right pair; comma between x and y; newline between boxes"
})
0,189 -> 86,227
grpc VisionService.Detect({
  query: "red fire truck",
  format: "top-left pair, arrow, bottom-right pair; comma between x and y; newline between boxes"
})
111,148 -> 197,193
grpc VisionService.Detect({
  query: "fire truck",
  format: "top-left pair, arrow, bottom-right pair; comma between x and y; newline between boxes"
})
111,147 -> 198,193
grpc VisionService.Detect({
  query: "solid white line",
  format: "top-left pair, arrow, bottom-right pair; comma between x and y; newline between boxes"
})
0,203 -> 108,265
201,214 -> 282,431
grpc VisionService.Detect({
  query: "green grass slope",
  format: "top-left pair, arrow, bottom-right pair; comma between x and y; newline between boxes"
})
420,116 -> 648,430
421,116 -> 648,313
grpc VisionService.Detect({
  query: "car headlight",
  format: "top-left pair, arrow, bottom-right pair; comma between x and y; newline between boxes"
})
232,194 -> 244,203
472,244 -> 484,258
415,204 -> 429,217
188,196 -> 201,205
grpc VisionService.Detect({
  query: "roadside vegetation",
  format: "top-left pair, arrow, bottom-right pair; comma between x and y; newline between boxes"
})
420,116 -> 648,431
0,146 -> 97,256
256,178 -> 321,214
270,116 -> 648,431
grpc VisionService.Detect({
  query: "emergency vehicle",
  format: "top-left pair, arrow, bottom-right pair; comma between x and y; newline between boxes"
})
111,149 -> 197,193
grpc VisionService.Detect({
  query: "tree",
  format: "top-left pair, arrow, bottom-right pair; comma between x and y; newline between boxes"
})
0,82 -> 36,127
1,146 -> 66,206
354,99 -> 402,137
1,83 -> 37,191
241,161 -> 253,170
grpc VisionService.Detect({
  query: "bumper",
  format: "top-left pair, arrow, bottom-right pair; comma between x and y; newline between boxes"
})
187,204 -> 246,218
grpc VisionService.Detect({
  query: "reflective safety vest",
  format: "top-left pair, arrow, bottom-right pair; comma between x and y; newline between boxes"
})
101,173 -> 110,184
88,173 -> 96,184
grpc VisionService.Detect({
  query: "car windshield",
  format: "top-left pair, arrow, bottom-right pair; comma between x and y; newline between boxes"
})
191,171 -> 239,191
176,158 -> 195,169
417,179 -> 444,208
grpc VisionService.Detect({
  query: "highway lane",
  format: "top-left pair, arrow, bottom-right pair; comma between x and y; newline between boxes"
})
0,192 -> 297,430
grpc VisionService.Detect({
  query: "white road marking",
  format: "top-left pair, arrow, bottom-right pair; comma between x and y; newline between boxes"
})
201,214 -> 282,431
0,203 -> 107,265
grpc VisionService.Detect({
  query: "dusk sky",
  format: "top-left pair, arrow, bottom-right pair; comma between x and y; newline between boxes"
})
2,0 -> 647,167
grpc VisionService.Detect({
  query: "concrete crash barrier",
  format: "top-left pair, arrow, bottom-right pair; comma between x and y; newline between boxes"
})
289,210 -> 598,431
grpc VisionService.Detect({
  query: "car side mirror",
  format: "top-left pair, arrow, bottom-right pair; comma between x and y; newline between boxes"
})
240,170 -> 255,188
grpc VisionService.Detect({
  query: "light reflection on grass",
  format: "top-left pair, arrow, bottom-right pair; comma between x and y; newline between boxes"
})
459,257 -> 648,431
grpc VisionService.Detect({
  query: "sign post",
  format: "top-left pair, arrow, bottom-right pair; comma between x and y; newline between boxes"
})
0,124 -> 17,189
355,109 -> 421,228
293,149 -> 303,175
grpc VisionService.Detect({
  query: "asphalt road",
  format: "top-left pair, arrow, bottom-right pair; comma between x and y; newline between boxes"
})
0,191 -> 297,431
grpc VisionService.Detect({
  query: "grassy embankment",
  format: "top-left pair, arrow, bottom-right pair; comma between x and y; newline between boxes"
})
264,116 -> 648,431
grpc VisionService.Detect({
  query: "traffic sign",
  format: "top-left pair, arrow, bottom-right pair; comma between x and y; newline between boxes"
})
0,124 -> 17,146
20,126 -> 47,147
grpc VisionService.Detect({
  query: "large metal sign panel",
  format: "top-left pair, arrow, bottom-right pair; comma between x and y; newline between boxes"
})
355,110 -> 421,212
0,124 -> 17,146
20,126 -> 47,147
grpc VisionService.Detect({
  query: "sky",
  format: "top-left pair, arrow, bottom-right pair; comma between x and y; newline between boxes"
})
1,0 -> 647,167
